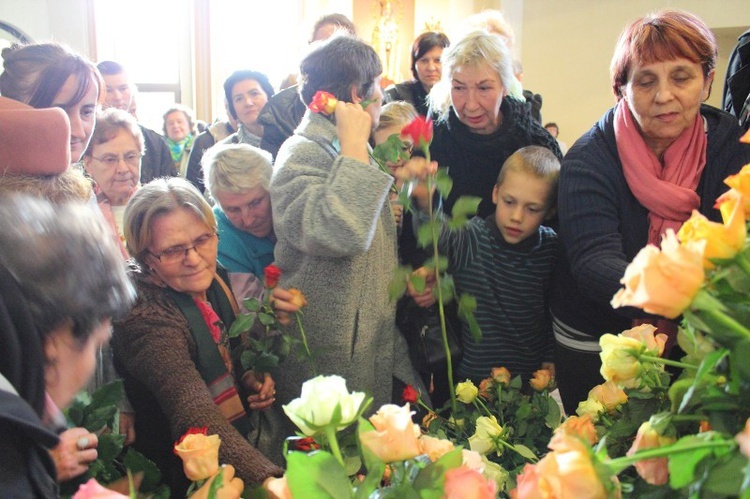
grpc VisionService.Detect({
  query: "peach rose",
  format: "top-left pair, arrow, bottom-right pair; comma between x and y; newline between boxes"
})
556,414 -> 599,445
622,324 -> 667,357
443,466 -> 497,499
462,449 -> 485,472
611,229 -> 705,319
589,381 -> 628,413
287,288 -> 308,308
264,476 -> 292,499
735,418 -> 750,459
359,404 -> 421,463
73,479 -> 128,499
678,193 -> 746,269
174,429 -> 221,481
419,435 -> 455,462
512,433 -> 617,498
190,465 -> 244,499
530,369 -> 552,392
491,367 -> 511,385
626,422 -> 676,486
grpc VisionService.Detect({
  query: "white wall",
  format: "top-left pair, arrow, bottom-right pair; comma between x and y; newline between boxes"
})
0,0 -> 90,56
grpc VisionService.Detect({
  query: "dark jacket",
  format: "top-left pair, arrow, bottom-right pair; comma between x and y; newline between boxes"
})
139,125 -> 177,184
0,386 -> 60,497
383,80 -> 430,116
258,86 -> 306,160
185,122 -> 235,193
723,29 -> 750,131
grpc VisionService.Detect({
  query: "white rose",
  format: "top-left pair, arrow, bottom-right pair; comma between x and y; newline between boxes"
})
282,375 -> 369,436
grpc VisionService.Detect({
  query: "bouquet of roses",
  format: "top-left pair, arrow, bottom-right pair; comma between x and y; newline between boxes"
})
228,264 -> 314,374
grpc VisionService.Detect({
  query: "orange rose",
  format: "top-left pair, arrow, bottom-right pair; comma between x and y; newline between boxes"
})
422,411 -> 438,429
735,418 -> 750,459
622,323 -> 668,357
287,288 -> 308,308
556,414 -> 599,445
174,428 -> 221,481
308,90 -> 338,115
512,433 -> 618,498
530,369 -> 552,392
626,422 -> 676,486
478,378 -> 494,400
724,163 -> 750,208
677,194 -> 746,269
611,229 -> 704,319
190,465 -> 244,499
491,367 -> 511,386
359,404 -> 421,463
716,188 -> 750,221
418,435 -> 455,462
443,466 -> 497,499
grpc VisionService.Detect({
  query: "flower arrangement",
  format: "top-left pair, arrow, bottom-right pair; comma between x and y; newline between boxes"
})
228,264 -> 314,374
512,143 -> 750,497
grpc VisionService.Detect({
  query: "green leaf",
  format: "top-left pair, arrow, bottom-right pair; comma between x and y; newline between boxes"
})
285,451 -> 353,499
417,221 -> 439,249
545,398 -> 561,429
88,380 -> 124,411
437,274 -> 454,304
258,312 -> 276,326
668,434 -> 723,489
244,298 -> 262,312
228,312 -> 255,337
512,444 -> 538,461
447,196 -> 481,230
703,452 -> 747,497
388,266 -> 412,302
122,448 -> 163,492
413,447 -> 462,493
435,168 -> 453,199
409,273 -> 427,294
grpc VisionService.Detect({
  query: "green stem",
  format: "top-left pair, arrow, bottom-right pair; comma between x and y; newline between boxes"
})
735,252 -> 750,276
473,397 -> 494,418
295,313 -> 317,376
639,355 -> 697,370
424,157 -> 458,419
608,440 -> 733,475
324,425 -> 344,466
495,437 -> 538,462
495,385 -> 505,425
670,414 -> 708,422
703,308 -> 750,340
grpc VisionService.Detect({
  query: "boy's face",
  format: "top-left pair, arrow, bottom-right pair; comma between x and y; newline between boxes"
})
492,169 -> 553,244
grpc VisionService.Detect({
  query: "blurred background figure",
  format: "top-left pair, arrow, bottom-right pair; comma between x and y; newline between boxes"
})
97,61 -> 177,183
544,122 -> 568,155
384,31 -> 450,116
162,104 -> 197,177
0,195 -> 134,496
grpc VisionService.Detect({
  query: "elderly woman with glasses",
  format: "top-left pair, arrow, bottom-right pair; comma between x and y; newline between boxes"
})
82,108 -> 144,259
111,177 -> 293,495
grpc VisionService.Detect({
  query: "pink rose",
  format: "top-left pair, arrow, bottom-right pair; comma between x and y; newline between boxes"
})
73,479 -> 128,499
360,404 -> 421,463
443,466 -> 497,499
735,418 -> 750,459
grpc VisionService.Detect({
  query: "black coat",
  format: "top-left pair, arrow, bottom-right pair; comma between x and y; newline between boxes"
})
258,86 -> 306,160
139,125 -> 177,184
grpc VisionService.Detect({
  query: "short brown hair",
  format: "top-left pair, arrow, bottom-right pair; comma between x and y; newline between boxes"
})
610,10 -> 717,99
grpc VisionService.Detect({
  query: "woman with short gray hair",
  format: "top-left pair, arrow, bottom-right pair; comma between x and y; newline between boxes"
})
202,143 -> 275,301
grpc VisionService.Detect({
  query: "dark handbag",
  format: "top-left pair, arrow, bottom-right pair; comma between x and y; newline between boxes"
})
396,299 -> 463,374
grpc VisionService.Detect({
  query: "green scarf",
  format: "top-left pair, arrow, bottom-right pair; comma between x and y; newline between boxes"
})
166,134 -> 194,163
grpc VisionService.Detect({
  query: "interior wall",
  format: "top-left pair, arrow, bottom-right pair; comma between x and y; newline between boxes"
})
0,0 -> 90,56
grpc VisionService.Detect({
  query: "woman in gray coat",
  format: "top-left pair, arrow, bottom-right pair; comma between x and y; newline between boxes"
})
269,34 -> 425,461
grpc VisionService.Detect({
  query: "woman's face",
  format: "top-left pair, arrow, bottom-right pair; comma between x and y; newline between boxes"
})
52,74 -> 99,162
415,46 -> 444,92
165,111 -> 190,142
214,186 -> 273,238
450,62 -> 506,135
84,129 -> 141,205
231,79 -> 269,128
623,57 -> 712,157
145,207 -> 218,300
45,319 -> 111,409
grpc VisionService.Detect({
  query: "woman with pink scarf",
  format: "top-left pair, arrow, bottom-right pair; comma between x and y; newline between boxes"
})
83,108 -> 143,260
550,9 -> 750,414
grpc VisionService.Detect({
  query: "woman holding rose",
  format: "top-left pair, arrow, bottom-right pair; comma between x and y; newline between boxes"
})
111,178 -> 296,494
550,9 -> 750,414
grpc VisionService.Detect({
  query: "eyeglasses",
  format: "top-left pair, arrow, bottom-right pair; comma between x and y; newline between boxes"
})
91,151 -> 142,168
148,233 -> 217,264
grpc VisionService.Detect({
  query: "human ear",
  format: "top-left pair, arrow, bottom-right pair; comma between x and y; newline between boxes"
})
349,84 -> 363,104
702,69 -> 715,101
491,184 -> 500,204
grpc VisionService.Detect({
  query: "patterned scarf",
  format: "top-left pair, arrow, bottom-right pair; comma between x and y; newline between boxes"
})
166,134 -> 194,164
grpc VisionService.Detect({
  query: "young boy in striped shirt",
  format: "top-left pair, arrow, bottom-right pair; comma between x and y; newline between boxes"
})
427,145 -> 560,384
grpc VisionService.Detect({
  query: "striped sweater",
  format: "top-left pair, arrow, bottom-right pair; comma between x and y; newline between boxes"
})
439,215 -> 558,382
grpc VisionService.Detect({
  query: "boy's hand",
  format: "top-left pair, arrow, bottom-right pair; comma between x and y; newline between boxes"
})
335,101 -> 371,164
394,157 -> 437,211
541,362 -> 556,379
407,267 -> 436,307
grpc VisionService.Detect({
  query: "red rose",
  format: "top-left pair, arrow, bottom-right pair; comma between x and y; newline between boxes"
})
308,91 -> 338,115
401,116 -> 433,151
264,264 -> 282,288
402,385 -> 419,404
295,437 -> 321,452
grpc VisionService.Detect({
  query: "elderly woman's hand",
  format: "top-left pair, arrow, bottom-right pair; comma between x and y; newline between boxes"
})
394,157 -> 438,211
408,267 -> 436,308
335,100 -> 373,164
51,427 -> 99,482
271,286 -> 302,326
242,371 -> 276,411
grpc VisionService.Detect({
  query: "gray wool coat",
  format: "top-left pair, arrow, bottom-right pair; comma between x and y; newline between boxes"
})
266,111 -> 423,461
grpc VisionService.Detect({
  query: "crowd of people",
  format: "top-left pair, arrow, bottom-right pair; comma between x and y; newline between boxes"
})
1,7 -> 750,497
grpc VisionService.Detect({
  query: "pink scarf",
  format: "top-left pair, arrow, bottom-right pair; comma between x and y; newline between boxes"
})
613,100 -> 707,245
